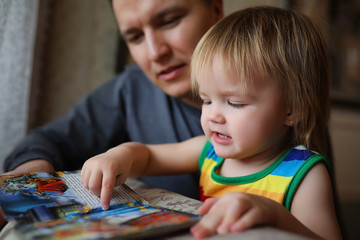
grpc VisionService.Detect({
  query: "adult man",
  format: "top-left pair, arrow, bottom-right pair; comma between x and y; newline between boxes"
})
4,0 -> 224,199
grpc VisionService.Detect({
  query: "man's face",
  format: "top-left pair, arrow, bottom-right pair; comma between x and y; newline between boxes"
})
113,0 -> 223,105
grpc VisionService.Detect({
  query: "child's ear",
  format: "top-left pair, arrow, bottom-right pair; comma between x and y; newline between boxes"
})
284,108 -> 295,127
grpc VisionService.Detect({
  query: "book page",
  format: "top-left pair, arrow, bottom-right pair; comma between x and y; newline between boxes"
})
61,172 -> 148,208
0,172 -> 200,240
0,171 -> 148,221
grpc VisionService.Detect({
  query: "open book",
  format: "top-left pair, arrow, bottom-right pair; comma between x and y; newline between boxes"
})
0,171 -> 200,239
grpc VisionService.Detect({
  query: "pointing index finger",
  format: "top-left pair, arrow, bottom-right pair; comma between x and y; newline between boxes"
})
100,176 -> 116,210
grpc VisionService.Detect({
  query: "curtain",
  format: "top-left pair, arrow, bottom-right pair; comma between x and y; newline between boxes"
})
0,0 -> 39,172
0,0 -> 121,172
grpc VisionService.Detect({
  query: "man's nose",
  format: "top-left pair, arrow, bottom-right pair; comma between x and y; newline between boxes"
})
146,31 -> 170,61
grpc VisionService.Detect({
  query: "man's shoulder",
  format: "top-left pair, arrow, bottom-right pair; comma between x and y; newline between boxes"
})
123,64 -> 146,79
111,64 -> 152,87
121,65 -> 160,90
95,65 -> 149,92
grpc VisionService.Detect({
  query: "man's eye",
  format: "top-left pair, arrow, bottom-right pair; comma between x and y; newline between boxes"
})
164,17 -> 178,25
161,16 -> 182,27
127,33 -> 144,43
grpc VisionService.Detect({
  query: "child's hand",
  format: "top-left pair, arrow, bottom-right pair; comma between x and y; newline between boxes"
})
81,146 -> 133,210
190,192 -> 279,239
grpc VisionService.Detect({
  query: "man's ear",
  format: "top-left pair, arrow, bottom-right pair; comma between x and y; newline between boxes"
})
213,0 -> 224,20
284,108 -> 295,127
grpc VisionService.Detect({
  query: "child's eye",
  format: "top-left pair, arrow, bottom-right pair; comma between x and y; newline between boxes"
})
202,99 -> 211,105
228,101 -> 245,108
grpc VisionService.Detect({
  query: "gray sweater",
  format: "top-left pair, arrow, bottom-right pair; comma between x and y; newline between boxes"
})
4,65 -> 203,199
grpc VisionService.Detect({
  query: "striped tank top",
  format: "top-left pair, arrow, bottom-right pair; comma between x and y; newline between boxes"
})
199,141 -> 330,210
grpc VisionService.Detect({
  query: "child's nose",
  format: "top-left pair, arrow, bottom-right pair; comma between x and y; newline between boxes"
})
208,106 -> 226,124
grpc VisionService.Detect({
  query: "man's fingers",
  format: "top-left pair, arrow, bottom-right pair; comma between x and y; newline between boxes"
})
0,212 -> 7,230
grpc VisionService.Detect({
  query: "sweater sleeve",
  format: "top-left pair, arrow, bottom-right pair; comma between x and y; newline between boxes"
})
4,69 -> 133,172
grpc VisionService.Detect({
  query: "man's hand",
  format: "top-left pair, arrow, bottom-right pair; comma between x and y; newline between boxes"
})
0,160 -> 55,230
4,159 -> 55,175
0,211 -> 6,230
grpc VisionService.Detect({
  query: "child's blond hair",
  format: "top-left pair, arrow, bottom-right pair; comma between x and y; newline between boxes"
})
191,6 -> 330,157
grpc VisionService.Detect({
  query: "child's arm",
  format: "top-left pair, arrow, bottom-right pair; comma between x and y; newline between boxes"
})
289,162 -> 342,239
80,135 -> 206,210
191,163 -> 342,240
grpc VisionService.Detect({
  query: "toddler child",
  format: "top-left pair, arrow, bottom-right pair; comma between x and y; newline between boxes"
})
81,6 -> 342,240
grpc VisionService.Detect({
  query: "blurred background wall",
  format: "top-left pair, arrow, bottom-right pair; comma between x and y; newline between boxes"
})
0,0 -> 359,238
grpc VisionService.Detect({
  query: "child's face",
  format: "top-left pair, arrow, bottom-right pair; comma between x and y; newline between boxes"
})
199,57 -> 291,161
